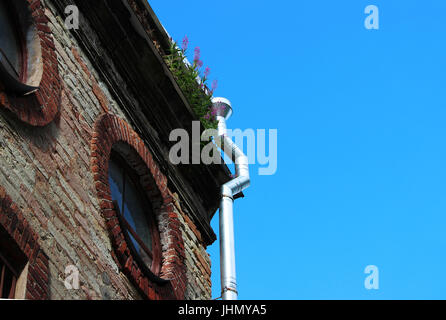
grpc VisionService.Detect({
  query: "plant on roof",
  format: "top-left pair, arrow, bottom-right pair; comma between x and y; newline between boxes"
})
164,35 -> 219,131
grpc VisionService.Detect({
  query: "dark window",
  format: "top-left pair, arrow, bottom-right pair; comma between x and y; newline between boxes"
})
0,0 -> 38,94
0,252 -> 18,299
0,226 -> 27,299
108,153 -> 161,276
0,1 -> 25,82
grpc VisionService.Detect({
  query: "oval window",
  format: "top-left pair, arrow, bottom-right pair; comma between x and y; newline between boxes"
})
0,0 -> 39,95
108,153 -> 162,276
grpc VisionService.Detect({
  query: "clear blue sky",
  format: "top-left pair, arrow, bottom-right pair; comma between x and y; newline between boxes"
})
149,0 -> 446,299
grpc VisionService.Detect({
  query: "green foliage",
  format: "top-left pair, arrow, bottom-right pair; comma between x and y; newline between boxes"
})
164,41 -> 218,131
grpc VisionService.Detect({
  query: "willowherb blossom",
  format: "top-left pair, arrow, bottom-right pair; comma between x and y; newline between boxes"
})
181,35 -> 189,52
194,47 -> 201,64
211,80 -> 218,93
204,67 -> 211,79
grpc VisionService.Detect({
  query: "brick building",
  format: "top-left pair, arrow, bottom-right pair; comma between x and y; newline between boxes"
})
0,0 -> 233,300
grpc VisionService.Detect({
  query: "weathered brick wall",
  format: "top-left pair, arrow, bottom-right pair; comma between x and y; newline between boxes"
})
0,0 -> 212,300
171,193 -> 212,300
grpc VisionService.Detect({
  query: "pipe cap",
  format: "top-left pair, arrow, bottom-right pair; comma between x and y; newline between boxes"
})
212,97 -> 233,120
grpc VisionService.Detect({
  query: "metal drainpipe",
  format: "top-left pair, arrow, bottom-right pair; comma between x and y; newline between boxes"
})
211,97 -> 250,300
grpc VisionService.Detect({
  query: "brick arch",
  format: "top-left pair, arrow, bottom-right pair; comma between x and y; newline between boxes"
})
0,186 -> 50,300
0,0 -> 61,126
90,113 -> 187,300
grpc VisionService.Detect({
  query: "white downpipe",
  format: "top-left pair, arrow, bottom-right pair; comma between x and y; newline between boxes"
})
212,97 -> 250,300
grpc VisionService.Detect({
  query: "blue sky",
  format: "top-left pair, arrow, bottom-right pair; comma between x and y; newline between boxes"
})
149,0 -> 446,299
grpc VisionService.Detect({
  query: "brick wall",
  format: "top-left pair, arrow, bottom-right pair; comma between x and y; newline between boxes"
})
0,0 -> 213,300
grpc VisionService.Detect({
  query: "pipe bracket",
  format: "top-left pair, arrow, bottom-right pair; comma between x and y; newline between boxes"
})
222,286 -> 238,295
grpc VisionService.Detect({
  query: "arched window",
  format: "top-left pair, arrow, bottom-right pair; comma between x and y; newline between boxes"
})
0,254 -> 18,299
108,152 -> 162,276
0,226 -> 28,299
0,1 -> 22,80
0,0 -> 38,94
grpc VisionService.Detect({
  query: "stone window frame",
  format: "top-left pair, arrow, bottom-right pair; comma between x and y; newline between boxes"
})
0,0 -> 61,126
0,186 -> 50,299
91,113 -> 187,300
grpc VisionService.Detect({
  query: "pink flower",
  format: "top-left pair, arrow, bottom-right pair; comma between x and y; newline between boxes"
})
194,47 -> 201,64
211,80 -> 218,93
193,47 -> 203,69
182,35 -> 189,51
204,67 -> 211,79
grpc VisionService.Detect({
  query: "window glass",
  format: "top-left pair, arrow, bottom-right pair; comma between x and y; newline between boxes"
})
0,253 -> 17,299
108,159 -> 124,211
0,1 -> 21,79
108,155 -> 156,271
123,176 -> 153,267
